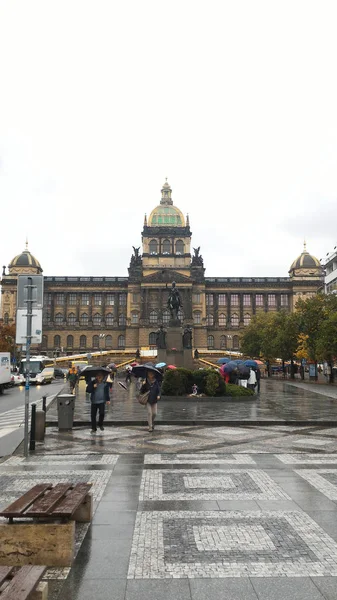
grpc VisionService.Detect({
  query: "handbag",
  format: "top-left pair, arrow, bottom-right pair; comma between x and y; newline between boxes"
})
138,390 -> 150,405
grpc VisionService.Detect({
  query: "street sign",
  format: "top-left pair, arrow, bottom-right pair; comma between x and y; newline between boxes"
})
17,275 -> 44,309
16,308 -> 43,344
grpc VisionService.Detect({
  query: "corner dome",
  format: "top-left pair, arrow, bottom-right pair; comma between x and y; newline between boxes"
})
8,243 -> 43,274
147,179 -> 186,227
289,243 -> 321,274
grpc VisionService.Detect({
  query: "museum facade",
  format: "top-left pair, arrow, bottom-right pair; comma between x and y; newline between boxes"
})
1,181 -> 324,356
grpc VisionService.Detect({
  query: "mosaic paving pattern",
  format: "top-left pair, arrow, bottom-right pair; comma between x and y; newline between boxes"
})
144,454 -> 256,465
139,469 -> 289,500
277,454 -> 337,464
128,510 -> 337,578
295,468 -> 337,500
2,454 -> 119,466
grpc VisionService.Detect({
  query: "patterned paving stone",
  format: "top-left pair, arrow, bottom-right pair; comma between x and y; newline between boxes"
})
128,510 -> 337,578
295,469 -> 337,501
292,438 -> 333,446
144,454 -> 256,465
2,454 -> 119,466
139,469 -> 289,500
277,454 -> 337,465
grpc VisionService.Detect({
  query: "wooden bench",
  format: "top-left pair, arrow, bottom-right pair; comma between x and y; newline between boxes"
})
0,566 -> 47,599
0,483 -> 92,567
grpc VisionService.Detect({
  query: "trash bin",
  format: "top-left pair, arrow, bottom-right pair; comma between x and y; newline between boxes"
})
57,394 -> 75,430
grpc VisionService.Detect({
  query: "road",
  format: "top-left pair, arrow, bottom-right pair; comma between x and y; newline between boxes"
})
0,379 -> 66,457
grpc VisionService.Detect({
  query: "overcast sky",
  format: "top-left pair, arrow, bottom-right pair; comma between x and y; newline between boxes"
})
1,0 -> 337,279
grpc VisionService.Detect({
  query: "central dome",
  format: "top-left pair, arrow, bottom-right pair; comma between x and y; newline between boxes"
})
147,180 -> 186,227
8,243 -> 42,274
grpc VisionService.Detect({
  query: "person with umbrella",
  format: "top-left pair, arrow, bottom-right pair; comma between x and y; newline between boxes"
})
132,364 -> 161,432
85,368 -> 111,434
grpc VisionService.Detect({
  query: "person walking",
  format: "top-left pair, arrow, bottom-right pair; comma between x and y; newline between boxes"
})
256,367 -> 261,393
247,368 -> 257,392
140,369 -> 161,432
67,366 -> 78,394
86,371 -> 110,433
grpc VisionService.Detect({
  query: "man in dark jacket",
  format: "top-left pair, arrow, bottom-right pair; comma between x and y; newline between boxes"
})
86,371 -> 110,433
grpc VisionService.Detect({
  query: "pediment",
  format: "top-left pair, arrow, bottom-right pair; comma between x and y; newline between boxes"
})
142,269 -> 191,284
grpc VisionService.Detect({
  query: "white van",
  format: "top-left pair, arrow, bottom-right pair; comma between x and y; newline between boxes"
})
0,353 -> 11,394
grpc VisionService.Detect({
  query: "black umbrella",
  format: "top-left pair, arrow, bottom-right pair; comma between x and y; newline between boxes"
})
82,366 -> 111,380
131,363 -> 162,379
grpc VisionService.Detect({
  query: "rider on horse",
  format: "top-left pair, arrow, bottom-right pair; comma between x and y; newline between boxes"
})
167,281 -> 182,320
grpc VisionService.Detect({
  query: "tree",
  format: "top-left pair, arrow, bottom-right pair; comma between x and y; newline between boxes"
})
241,312 -> 278,375
273,311 -> 300,379
0,324 -> 16,354
316,312 -> 337,383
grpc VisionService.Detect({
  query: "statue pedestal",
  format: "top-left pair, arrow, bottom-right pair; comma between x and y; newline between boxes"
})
157,326 -> 193,370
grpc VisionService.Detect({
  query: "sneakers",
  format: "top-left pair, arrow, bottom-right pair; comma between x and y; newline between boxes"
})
90,429 -> 96,434
99,426 -> 104,431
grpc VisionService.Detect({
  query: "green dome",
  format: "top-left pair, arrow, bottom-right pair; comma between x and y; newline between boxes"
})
148,204 -> 185,227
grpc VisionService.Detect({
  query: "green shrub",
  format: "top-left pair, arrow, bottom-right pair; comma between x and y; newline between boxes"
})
161,369 -> 254,397
226,383 -> 254,396
205,371 -> 220,396
161,369 -> 188,396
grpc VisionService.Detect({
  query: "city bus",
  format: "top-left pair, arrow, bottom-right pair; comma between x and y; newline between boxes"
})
19,355 -> 52,384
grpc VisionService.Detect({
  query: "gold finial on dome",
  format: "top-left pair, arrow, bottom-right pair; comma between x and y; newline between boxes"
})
25,237 -> 28,250
160,178 -> 173,205
304,239 -> 307,252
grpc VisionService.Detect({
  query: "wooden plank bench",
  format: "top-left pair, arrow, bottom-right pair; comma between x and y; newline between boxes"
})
0,566 -> 48,599
0,483 -> 92,567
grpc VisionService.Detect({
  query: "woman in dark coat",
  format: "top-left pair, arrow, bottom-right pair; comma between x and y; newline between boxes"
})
140,369 -> 161,432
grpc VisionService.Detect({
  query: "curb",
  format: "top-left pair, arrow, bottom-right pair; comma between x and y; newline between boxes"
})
45,419 -> 337,428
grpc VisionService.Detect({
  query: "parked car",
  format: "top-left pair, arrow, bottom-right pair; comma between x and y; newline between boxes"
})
11,373 -> 25,386
54,368 -> 67,379
35,368 -> 55,385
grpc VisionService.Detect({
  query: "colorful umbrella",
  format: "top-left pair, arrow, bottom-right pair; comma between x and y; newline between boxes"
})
130,362 -> 139,367
217,358 -> 231,364
155,362 -> 167,368
244,360 -> 258,368
167,365 -> 177,370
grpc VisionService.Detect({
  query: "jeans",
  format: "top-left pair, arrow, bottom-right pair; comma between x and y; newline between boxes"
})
147,402 -> 157,429
91,403 -> 105,430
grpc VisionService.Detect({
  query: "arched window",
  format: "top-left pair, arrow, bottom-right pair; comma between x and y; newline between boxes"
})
93,335 -> 99,349
118,334 -> 125,348
93,313 -> 101,326
231,313 -> 239,328
233,335 -> 240,350
162,239 -> 171,254
177,308 -> 184,323
54,335 -> 61,348
193,310 -> 201,324
68,313 -> 76,326
80,335 -> 86,349
55,313 -> 63,325
219,313 -> 226,327
206,313 -> 214,326
4,313 -> 9,325
220,335 -> 227,349
80,313 -> 88,326
131,311 -> 139,324
162,309 -> 170,325
41,335 -> 48,349
106,313 -> 114,326
119,314 -> 126,327
207,335 -> 214,349
105,335 -> 112,349
175,240 -> 184,254
244,314 -> 251,327
149,310 -> 158,324
149,332 -> 157,346
149,239 -> 158,254
67,335 -> 73,348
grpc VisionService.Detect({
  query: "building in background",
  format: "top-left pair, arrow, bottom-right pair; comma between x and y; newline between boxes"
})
324,247 -> 337,294
1,181 -> 324,356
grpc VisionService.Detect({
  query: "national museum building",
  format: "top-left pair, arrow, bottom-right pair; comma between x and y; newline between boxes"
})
1,181 -> 324,356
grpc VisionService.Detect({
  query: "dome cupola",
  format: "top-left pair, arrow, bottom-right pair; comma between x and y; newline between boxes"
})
8,241 -> 43,274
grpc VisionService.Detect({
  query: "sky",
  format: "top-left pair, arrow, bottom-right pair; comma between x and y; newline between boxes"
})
1,0 -> 337,278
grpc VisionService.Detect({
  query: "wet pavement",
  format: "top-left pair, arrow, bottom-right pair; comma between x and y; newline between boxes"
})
0,382 -> 337,599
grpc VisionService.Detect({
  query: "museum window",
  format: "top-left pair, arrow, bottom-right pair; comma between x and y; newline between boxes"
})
68,313 -> 76,326
149,239 -> 158,254
268,294 -> 276,307
41,335 -> 48,349
68,293 -> 76,305
93,313 -> 102,326
280,294 -> 288,307
149,310 -> 158,324
162,239 -> 171,254
206,313 -> 214,326
132,293 -> 139,303
106,313 -> 114,326
162,310 -> 170,325
44,293 -> 52,306
131,311 -> 139,324
177,308 -> 184,322
67,335 -> 73,348
105,335 -> 112,349
81,293 -> 90,306
255,294 -> 264,307
233,335 -> 240,350
119,314 -> 126,327
243,294 -> 251,306
206,294 -> 213,306
175,239 -> 184,254
55,293 -> 64,305
219,313 -> 226,326
193,310 -> 201,324
118,334 -> 125,349
193,293 -> 201,303
220,335 -> 227,349
54,335 -> 61,348
80,313 -> 88,326
231,313 -> 239,328
231,294 -> 239,306
93,335 -> 99,349
149,332 -> 157,346
43,311 -> 51,324
94,293 -> 102,306
4,313 -> 9,325
55,313 -> 63,325
106,294 -> 115,306
244,313 -> 251,326
207,335 -> 214,349
218,294 -> 226,306
80,335 -> 86,348
119,293 -> 127,306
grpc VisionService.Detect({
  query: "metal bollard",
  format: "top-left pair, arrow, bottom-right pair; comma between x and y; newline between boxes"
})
42,396 -> 47,413
29,403 -> 36,452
